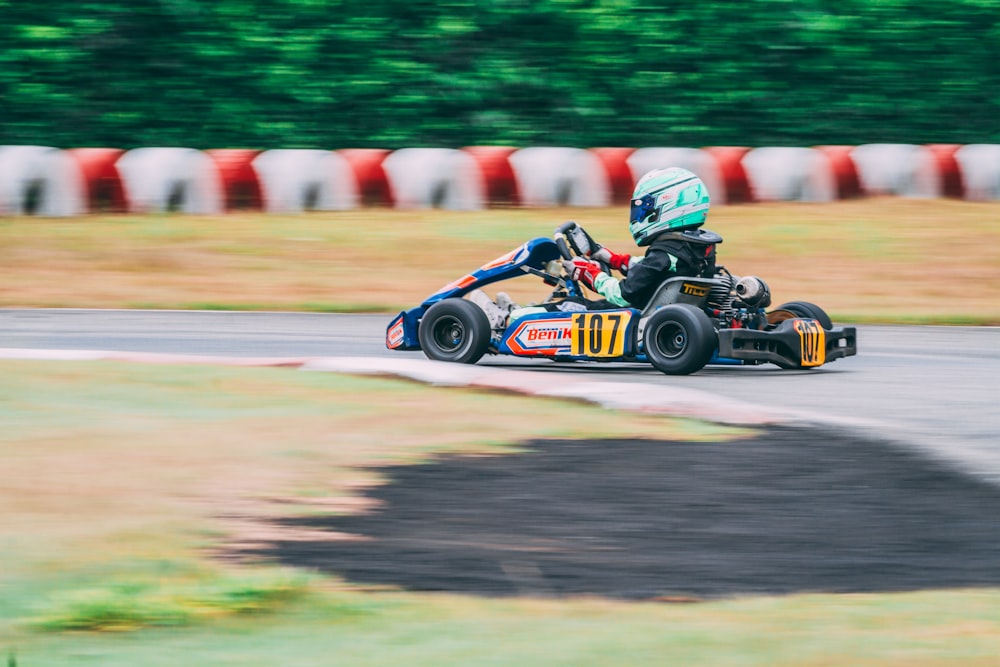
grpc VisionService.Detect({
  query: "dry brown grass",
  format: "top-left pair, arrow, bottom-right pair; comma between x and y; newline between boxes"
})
0,360 -> 741,579
2,198 -> 999,322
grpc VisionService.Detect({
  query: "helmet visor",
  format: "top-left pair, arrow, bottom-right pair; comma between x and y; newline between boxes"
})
630,193 -> 658,225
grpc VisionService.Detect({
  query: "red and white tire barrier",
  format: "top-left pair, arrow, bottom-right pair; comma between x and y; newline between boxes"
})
206,149 -> 265,211
67,148 -> 129,213
0,145 -> 86,216
339,148 -> 394,207
955,144 -> 1000,201
4,143 -> 1000,216
814,146 -> 863,199
508,147 -> 611,207
703,146 -> 755,204
463,146 -> 521,207
742,147 -> 837,203
627,147 -> 726,204
850,143 -> 941,198
381,148 -> 485,210
117,147 -> 224,214
253,149 -> 358,213
926,144 -> 965,199
590,147 -> 637,205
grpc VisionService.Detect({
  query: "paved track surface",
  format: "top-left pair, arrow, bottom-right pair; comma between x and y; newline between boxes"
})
4,309 -> 1000,597
3,309 -> 997,481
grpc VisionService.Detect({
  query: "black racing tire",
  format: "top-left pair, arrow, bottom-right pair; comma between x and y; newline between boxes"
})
643,304 -> 717,376
769,301 -> 834,330
418,298 -> 492,364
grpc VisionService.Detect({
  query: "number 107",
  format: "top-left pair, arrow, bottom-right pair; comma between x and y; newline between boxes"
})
572,312 -> 625,357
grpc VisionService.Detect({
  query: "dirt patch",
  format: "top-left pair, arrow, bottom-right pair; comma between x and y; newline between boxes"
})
244,426 -> 1000,599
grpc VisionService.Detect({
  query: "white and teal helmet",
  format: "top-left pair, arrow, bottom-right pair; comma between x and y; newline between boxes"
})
629,167 -> 711,246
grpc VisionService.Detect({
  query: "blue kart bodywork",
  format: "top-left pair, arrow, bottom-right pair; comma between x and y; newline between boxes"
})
386,237 -> 563,352
386,237 -> 646,361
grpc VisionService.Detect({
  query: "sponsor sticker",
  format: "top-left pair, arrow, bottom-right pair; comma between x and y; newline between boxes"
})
507,317 -> 573,355
681,282 -> 710,297
386,317 -> 406,349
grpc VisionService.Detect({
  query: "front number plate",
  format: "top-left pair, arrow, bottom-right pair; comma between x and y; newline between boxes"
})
570,312 -> 632,357
793,319 -> 826,367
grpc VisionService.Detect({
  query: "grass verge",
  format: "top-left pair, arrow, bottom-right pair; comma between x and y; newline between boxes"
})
26,566 -> 316,632
1,359 -> 998,666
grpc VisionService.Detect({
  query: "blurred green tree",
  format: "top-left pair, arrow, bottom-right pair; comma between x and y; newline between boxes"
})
1,0 -> 997,148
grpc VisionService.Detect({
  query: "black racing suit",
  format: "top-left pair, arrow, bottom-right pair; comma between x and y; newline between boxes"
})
543,228 -> 721,313
617,229 -> 721,309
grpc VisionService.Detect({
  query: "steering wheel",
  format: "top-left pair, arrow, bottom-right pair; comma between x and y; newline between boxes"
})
553,221 -> 611,271
551,222 -> 612,298
554,220 -> 586,260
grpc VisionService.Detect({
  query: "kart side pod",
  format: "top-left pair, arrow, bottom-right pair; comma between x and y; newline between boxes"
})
640,276 -> 728,314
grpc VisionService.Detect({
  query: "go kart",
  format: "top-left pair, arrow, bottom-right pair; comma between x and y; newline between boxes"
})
386,222 -> 857,375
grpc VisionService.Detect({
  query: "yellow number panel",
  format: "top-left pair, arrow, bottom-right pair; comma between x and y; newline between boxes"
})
793,319 -> 826,367
570,312 -> 633,358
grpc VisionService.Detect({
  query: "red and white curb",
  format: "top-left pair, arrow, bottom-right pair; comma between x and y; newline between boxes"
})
0,348 -> 794,427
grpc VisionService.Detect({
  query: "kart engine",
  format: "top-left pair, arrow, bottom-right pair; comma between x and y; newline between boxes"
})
707,271 -> 737,311
735,275 -> 772,308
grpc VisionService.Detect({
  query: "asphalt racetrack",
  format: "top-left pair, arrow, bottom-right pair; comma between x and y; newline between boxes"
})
4,310 -> 1000,597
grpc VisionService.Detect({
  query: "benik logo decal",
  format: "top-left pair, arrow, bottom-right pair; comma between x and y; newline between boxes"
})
506,318 -> 573,354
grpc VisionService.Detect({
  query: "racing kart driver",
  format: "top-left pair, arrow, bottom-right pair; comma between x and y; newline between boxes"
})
471,167 -> 722,326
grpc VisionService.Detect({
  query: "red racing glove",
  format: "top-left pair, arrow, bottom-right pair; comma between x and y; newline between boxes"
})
592,247 -> 633,274
563,257 -> 602,290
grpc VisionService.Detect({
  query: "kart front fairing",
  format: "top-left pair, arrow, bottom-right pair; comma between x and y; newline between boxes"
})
386,237 -> 563,350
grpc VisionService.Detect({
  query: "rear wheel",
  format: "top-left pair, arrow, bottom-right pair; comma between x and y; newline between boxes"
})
643,304 -> 717,375
418,298 -> 492,364
767,301 -> 833,330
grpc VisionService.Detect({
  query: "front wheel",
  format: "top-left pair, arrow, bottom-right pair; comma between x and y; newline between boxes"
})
643,304 -> 717,376
418,298 -> 492,364
767,301 -> 833,330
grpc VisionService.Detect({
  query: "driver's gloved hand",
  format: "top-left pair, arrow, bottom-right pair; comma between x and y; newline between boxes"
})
563,258 -> 602,290
592,247 -> 633,274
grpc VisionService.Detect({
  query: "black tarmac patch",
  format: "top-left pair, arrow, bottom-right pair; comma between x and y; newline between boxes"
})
245,426 -> 1000,599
